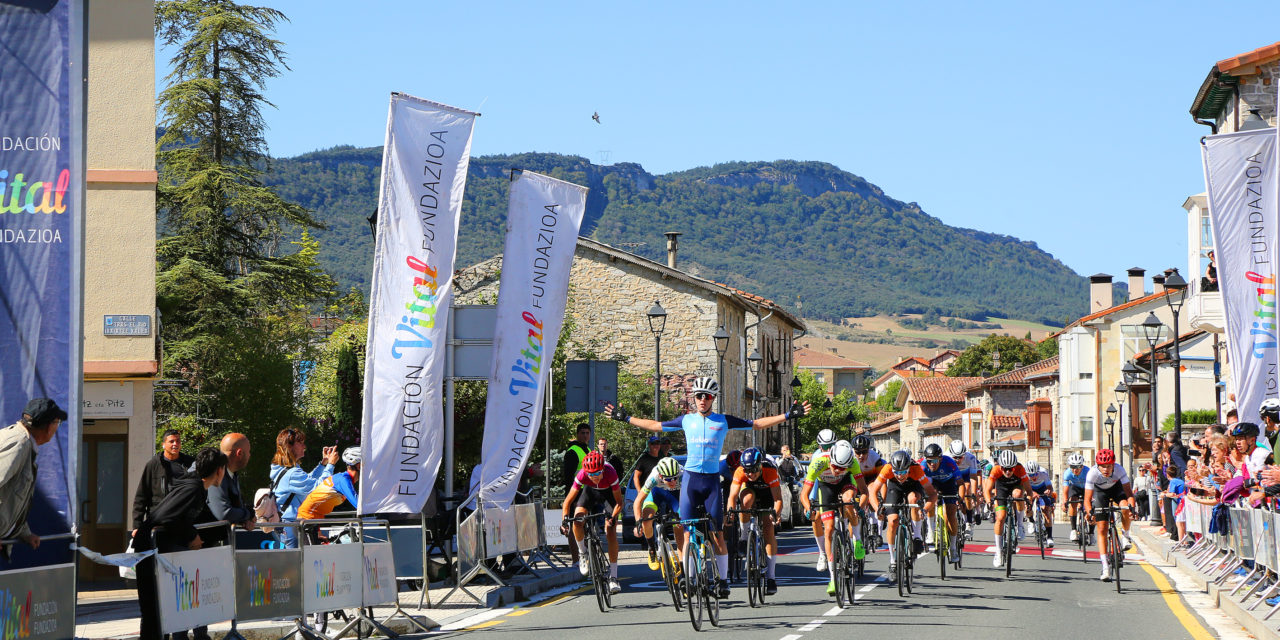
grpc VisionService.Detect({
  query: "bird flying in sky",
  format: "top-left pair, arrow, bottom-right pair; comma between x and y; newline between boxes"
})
592,111 -> 601,124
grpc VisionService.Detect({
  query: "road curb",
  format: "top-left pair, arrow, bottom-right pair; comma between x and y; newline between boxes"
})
485,567 -> 583,608
1133,524 -> 1280,640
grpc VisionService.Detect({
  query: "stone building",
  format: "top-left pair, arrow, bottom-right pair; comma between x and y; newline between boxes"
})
794,347 -> 871,399
958,356 -> 1059,468
455,236 -> 806,452
77,0 -> 159,581
867,413 -> 902,454
894,376 -> 981,455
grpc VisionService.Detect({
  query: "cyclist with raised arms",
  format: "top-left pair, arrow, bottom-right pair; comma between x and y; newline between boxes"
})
1060,453 -> 1090,543
949,440 -> 983,525
1025,461 -> 1057,548
919,443 -> 967,558
727,447 -> 784,595
606,377 -> 809,599
1084,448 -> 1136,581
983,450 -> 1032,568
634,456 -> 685,570
867,450 -> 938,572
799,440 -> 869,595
561,451 -> 625,594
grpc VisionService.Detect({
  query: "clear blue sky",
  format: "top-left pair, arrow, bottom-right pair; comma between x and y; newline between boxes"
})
158,1 -> 1280,281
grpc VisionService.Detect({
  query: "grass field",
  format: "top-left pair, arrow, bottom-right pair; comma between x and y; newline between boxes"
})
798,315 -> 1059,372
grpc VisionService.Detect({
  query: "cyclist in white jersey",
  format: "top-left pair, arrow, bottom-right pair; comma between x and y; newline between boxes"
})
949,440 -> 982,525
1083,448 -> 1136,581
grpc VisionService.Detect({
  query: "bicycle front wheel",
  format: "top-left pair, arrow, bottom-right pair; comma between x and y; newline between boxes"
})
1003,527 -> 1014,578
747,530 -> 761,608
661,538 -> 683,611
686,549 -> 702,631
589,538 -> 610,612
935,511 -> 947,580
895,534 -> 908,597
705,543 -> 721,627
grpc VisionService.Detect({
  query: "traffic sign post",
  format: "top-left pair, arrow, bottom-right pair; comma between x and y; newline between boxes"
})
566,360 -> 618,442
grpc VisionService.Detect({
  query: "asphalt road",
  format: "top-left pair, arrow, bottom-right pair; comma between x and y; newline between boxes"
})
431,521 -> 1213,639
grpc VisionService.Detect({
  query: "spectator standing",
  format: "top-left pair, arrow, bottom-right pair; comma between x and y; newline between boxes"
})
1161,466 -> 1187,541
0,398 -> 65,549
1226,408 -> 1239,426
208,432 -> 255,537
131,429 -> 194,540
777,445 -> 799,479
268,428 -> 337,548
597,437 -> 623,478
1167,434 -> 1189,475
135,447 -> 226,640
1131,464 -> 1153,520
561,424 -> 592,495
632,436 -> 663,492
659,436 -> 672,457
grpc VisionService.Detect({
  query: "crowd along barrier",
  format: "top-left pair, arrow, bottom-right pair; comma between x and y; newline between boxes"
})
0,533 -> 76,640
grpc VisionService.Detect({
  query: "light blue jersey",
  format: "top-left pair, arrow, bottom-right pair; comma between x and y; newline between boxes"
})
1063,466 -> 1091,489
660,412 -> 753,474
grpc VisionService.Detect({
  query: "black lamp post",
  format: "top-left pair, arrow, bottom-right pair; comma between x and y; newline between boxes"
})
713,325 -> 730,414
823,397 -> 834,436
1140,312 -> 1165,446
647,301 -> 667,421
790,375 -> 803,450
748,349 -> 763,446
845,411 -> 857,440
1105,403 -> 1117,451
1115,381 -> 1130,474
1164,269 -> 1189,441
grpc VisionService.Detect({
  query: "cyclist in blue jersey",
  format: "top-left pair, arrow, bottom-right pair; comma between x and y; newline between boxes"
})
1025,461 -> 1056,547
1060,453 -> 1090,543
919,444 -> 968,558
607,376 -> 809,599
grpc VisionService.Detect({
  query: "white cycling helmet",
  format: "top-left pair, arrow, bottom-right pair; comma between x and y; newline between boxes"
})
831,440 -> 855,467
1067,453 -> 1085,467
342,447 -> 362,466
1262,398 -> 1280,421
691,376 -> 720,397
997,449 -> 1018,469
1024,461 -> 1041,475
948,440 -> 966,456
817,429 -> 836,448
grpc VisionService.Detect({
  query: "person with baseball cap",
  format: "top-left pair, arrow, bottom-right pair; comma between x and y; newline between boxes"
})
0,398 -> 67,548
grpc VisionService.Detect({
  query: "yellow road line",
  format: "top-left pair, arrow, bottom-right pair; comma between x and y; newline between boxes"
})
1138,562 -> 1215,640
506,610 -> 531,617
466,620 -> 505,630
534,585 -> 590,607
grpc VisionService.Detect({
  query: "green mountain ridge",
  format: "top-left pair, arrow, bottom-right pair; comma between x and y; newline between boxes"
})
264,147 -> 1088,326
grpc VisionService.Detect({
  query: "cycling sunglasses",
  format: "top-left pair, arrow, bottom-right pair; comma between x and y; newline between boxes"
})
587,470 -> 603,476
694,392 -> 716,401
661,474 -> 679,483
893,468 -> 910,476
925,457 -> 941,465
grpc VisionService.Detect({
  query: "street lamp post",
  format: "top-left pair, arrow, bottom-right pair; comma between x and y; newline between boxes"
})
1164,269 -> 1189,441
790,375 -> 803,451
647,301 -> 667,421
748,349 -> 763,446
845,411 -> 856,440
1105,403 -> 1117,452
823,397 -> 834,437
1115,381 -> 1130,475
713,325 -> 730,414
1140,312 -> 1165,449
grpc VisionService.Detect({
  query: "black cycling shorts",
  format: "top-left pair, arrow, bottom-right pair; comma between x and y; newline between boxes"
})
994,477 -> 1024,502
884,479 -> 924,513
1067,485 -> 1085,502
740,486 -> 774,509
1090,483 -> 1128,519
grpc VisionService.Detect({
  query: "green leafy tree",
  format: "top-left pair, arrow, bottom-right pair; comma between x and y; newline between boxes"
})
1036,336 -> 1059,359
788,370 -> 869,451
155,0 -> 336,490
875,380 -> 903,411
946,335 -> 1042,377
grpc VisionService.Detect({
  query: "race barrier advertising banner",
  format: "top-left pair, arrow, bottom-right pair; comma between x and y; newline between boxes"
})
157,546 -> 236,635
362,542 -> 398,605
362,93 -> 478,514
515,503 -> 540,551
484,507 -> 519,557
0,563 -> 75,639
233,549 -> 302,623
458,513 -> 483,578
302,543 -> 363,613
478,171 -> 588,507
0,0 -> 85,540
1202,128 -> 1280,426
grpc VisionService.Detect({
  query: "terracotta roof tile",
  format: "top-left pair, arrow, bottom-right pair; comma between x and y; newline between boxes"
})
869,412 -> 902,429
903,376 -> 984,404
1217,42 -> 1280,74
794,347 -> 871,369
1054,291 -> 1172,336
969,356 -> 1061,389
992,415 -> 1024,429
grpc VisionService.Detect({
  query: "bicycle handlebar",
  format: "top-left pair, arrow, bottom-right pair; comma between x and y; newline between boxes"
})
726,507 -> 777,516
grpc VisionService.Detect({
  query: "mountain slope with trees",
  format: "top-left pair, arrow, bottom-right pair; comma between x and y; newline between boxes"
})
265,148 -> 1089,326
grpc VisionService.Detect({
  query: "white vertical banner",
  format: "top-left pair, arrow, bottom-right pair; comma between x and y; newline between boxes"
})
1202,128 -> 1279,426
478,171 -> 587,507
361,93 -> 477,514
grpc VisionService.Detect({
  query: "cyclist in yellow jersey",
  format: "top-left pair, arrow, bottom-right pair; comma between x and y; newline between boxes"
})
799,440 -> 869,595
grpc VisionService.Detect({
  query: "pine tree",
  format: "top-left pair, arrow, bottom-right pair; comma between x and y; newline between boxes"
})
154,0 -> 335,484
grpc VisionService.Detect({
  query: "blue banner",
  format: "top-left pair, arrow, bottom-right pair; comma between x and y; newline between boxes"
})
0,0 -> 85,547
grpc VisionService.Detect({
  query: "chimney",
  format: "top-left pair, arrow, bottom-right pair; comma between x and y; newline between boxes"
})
664,231 -> 682,269
1153,273 -> 1166,292
1127,267 -> 1145,301
1089,273 -> 1113,313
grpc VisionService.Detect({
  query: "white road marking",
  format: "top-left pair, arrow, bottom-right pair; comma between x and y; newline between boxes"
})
780,635 -> 804,640
798,620 -> 826,631
823,605 -> 844,616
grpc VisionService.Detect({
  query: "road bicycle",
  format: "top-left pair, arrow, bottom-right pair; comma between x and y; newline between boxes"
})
994,497 -> 1028,578
569,513 -> 612,612
724,516 -> 743,583
859,504 -> 883,562
935,494 -> 962,577
882,502 -> 921,597
1066,498 -> 1092,562
1092,504 -> 1131,592
640,512 -> 684,612
677,516 -> 721,631
1030,496 -> 1048,559
728,507 -> 775,608
814,500 -> 860,607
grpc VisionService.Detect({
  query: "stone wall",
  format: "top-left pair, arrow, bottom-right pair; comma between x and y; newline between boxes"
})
990,387 -> 1029,416
1223,60 -> 1279,132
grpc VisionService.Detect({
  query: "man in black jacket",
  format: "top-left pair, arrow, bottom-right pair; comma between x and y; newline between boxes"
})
131,429 -> 194,539
207,432 -> 255,536
135,447 -> 226,640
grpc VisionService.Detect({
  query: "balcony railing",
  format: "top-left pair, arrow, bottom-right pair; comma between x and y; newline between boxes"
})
1187,277 -> 1224,334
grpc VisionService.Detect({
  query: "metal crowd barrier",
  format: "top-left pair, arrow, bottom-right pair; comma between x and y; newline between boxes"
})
439,489 -> 556,607
0,532 -> 77,640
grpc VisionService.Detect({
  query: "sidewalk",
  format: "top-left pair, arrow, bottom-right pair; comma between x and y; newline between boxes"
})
75,561 -> 582,640
1132,521 -> 1273,640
